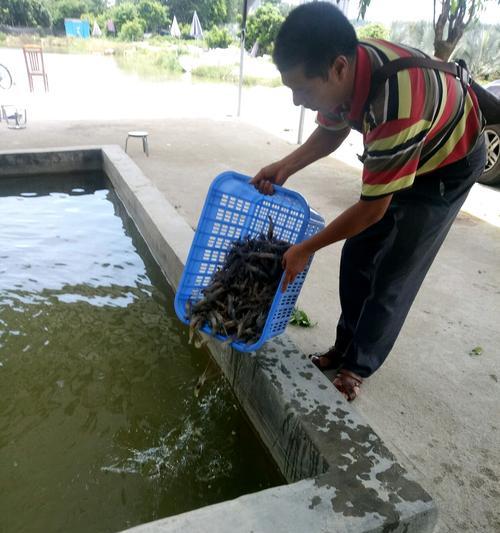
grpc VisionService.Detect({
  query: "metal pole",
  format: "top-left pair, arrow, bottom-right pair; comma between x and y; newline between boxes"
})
297,106 -> 306,144
237,0 -> 249,117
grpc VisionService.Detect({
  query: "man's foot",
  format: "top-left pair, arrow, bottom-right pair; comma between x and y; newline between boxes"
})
308,346 -> 345,371
332,369 -> 363,402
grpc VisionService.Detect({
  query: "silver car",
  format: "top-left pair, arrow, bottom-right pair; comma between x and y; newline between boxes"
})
479,80 -> 500,185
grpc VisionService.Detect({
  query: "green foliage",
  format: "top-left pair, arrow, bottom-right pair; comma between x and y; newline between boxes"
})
147,34 -> 177,44
452,23 -> 500,80
389,20 -> 500,79
179,22 -> 193,40
357,22 -> 389,40
119,18 -> 145,41
389,20 -> 434,54
246,3 -> 284,56
137,0 -> 169,33
0,0 -> 51,27
82,0 -> 105,14
205,25 -> 233,49
80,11 -> 95,26
49,0 -> 90,31
225,0 -> 241,24
167,0 -> 228,27
357,0 -> 371,19
191,64 -> 281,86
360,0 -> 500,59
114,46 -> 183,78
192,64 -> 235,82
95,12 -> 110,35
0,31 -> 6,42
111,2 -> 138,33
289,308 -> 315,328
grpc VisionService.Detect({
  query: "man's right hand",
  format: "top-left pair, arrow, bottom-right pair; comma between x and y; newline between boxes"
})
250,160 -> 291,195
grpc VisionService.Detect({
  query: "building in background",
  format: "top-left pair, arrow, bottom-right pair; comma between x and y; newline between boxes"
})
64,19 -> 90,38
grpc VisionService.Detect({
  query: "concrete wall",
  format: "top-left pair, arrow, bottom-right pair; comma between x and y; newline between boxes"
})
0,146 -> 438,533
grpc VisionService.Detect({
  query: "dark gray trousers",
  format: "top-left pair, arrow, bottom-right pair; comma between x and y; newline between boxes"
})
335,137 -> 487,378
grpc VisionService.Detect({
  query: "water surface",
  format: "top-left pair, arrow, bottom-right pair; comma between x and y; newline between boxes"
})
0,173 -> 284,533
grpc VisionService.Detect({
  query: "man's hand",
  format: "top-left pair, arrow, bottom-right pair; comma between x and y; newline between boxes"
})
281,243 -> 311,292
250,160 -> 290,195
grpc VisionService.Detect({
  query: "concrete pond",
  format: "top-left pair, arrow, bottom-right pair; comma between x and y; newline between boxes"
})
0,146 -> 437,532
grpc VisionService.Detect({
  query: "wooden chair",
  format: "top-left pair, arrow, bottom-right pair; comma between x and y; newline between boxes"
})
22,45 -> 49,92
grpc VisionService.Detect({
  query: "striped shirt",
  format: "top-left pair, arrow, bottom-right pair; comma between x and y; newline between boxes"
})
316,39 -> 483,200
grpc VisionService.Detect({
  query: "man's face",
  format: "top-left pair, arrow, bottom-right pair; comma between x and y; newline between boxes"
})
280,58 -> 351,114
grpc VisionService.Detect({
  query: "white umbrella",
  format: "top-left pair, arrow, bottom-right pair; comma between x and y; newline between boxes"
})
92,20 -> 102,37
170,15 -> 181,38
189,10 -> 203,39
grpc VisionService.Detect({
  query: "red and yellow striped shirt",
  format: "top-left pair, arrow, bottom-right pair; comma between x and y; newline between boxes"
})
317,39 -> 483,199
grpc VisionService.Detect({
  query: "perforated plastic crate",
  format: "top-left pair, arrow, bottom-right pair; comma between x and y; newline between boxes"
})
174,171 -> 325,352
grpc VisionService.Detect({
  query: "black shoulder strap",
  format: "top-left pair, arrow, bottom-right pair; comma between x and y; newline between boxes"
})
364,56 -> 500,125
365,57 -> 464,115
355,57 -> 466,163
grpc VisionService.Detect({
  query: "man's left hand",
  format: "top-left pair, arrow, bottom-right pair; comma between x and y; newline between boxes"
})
281,243 -> 311,292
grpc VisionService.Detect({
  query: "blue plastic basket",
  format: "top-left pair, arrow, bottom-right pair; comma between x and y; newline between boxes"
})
174,171 -> 325,352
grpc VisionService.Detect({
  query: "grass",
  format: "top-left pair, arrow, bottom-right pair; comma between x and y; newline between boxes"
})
114,47 -> 183,80
191,64 -> 281,87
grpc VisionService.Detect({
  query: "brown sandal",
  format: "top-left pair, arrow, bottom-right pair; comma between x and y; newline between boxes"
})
332,369 -> 363,402
308,346 -> 345,372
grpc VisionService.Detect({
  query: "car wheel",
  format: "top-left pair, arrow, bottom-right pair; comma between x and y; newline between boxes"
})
478,125 -> 500,185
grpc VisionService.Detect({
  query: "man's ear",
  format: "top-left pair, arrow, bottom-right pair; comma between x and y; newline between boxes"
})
330,55 -> 349,82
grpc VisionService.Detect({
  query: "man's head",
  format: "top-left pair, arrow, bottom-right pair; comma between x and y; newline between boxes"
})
273,2 -> 358,113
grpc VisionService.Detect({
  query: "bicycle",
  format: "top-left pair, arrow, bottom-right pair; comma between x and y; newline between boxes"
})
0,63 -> 12,90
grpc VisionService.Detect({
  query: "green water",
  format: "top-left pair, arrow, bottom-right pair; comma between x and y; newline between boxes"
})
0,173 -> 284,533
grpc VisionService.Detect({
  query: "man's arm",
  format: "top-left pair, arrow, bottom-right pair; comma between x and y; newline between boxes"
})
251,126 -> 350,194
281,195 -> 393,291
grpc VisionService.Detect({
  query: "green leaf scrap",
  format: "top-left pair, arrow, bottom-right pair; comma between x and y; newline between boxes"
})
469,346 -> 483,357
289,307 -> 315,328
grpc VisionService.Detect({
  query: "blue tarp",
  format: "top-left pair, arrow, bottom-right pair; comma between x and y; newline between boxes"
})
64,19 -> 90,38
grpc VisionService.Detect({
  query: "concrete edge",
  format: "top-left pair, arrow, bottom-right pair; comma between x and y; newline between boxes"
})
0,146 -> 103,176
1,146 -> 438,533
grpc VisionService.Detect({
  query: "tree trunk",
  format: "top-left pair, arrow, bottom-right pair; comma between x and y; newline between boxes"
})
434,40 -> 456,61
433,0 -> 471,60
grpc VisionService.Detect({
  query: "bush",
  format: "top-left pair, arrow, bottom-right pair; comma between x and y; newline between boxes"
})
205,26 -> 233,49
137,0 -> 169,34
0,32 -> 6,43
246,4 -> 284,56
0,0 -> 51,28
95,13 -> 112,36
50,0 -> 89,31
179,22 -> 193,40
119,19 -> 145,41
111,2 -> 138,33
357,23 -> 389,40
80,12 -> 95,26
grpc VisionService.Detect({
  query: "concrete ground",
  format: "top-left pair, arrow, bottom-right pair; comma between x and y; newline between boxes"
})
1,48 -> 499,532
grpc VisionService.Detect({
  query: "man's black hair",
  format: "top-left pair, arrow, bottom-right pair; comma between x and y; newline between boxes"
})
273,1 -> 358,79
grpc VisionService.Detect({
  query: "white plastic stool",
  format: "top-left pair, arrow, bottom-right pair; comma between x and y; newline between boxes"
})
2,105 -> 27,129
125,130 -> 149,156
